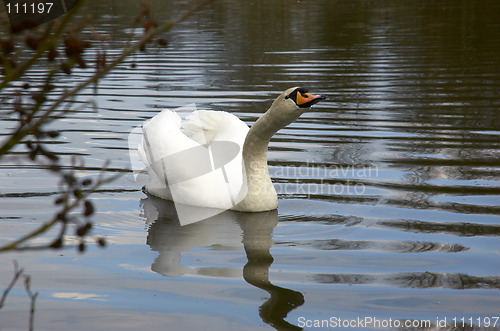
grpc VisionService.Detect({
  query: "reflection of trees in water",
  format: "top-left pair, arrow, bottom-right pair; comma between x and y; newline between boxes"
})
278,212 -> 500,239
379,219 -> 500,237
298,238 -> 468,253
315,272 -> 500,290
143,197 -> 304,330
269,2 -> 500,219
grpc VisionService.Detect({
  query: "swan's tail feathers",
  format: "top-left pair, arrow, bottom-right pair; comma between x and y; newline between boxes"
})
139,109 -> 181,201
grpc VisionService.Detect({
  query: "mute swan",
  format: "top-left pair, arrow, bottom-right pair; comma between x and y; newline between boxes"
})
139,87 -> 325,212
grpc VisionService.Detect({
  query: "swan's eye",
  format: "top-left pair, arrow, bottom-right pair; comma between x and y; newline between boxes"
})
285,87 -> 311,106
286,89 -> 299,103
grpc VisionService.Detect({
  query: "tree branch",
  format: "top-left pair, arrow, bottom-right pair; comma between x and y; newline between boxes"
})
0,0 -> 216,158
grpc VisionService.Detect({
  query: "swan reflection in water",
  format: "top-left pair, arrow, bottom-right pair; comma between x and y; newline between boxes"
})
141,195 -> 304,330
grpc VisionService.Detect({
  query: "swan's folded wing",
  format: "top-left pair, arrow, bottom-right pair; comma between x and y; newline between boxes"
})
141,109 -> 250,209
181,110 -> 249,145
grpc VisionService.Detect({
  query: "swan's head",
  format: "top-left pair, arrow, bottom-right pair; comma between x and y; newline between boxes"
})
283,87 -> 326,109
267,87 -> 326,126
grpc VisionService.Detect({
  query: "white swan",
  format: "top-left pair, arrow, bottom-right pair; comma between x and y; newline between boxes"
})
139,87 -> 325,212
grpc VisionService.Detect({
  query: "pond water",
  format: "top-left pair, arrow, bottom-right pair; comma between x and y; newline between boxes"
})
1,0 -> 500,330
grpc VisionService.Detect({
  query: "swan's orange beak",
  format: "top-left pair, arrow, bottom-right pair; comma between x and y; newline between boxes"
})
296,91 -> 326,108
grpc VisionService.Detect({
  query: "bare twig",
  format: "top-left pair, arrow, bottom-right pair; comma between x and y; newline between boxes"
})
0,170 -> 117,252
0,261 -> 23,310
0,261 -> 39,330
24,275 -> 38,331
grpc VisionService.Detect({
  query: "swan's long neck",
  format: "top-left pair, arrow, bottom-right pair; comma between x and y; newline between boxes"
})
244,99 -> 298,164
244,111 -> 280,163
235,100 -> 299,211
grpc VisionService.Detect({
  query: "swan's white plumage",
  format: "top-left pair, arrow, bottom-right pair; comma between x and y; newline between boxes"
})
139,87 -> 325,212
139,109 -> 249,209
182,110 -> 249,145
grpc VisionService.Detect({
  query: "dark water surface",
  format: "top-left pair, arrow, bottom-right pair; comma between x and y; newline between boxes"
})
1,0 -> 500,330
